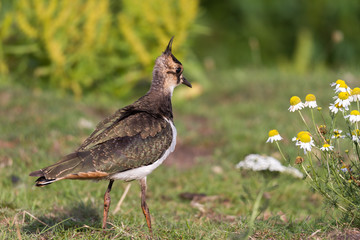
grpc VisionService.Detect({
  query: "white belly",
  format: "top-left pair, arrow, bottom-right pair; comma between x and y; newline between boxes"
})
110,118 -> 176,181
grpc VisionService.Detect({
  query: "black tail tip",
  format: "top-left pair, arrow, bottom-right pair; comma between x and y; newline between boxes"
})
33,176 -> 56,187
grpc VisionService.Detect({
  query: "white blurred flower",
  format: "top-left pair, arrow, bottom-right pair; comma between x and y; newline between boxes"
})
331,79 -> 351,93
344,110 -> 360,124
329,103 -> 348,114
334,92 -> 351,108
297,133 -> 315,154
236,154 -> 303,178
350,88 -> 360,102
320,144 -> 334,152
304,94 -> 317,108
331,79 -> 345,88
350,129 -> 360,142
292,131 -> 314,154
288,96 -> 304,112
331,129 -> 345,139
266,129 -> 283,143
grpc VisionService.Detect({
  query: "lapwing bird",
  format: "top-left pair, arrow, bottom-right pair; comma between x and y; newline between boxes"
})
29,37 -> 191,234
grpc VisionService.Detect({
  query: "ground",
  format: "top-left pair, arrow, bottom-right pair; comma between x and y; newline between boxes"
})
1,68 -> 359,239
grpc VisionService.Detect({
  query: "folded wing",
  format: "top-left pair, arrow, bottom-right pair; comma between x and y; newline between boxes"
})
30,111 -> 173,184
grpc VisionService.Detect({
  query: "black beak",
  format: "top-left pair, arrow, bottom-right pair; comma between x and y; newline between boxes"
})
181,76 -> 192,88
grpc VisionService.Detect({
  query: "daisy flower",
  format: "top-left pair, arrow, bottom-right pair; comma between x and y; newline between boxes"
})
335,81 -> 351,94
345,110 -> 360,123
292,131 -> 310,144
334,92 -> 351,108
351,129 -> 360,142
304,94 -> 317,108
296,131 -> 315,154
329,102 -> 348,114
331,129 -> 345,139
350,87 -> 360,102
320,143 -> 334,152
288,96 -> 304,112
266,129 -> 283,143
330,79 -> 345,88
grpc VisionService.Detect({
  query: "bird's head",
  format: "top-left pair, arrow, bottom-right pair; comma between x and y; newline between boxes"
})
152,37 -> 192,95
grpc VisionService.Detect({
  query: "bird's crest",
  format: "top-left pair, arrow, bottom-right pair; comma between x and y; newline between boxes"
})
164,36 -> 174,55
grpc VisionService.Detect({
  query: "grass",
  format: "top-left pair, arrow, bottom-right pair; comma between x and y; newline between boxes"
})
1,68 -> 359,239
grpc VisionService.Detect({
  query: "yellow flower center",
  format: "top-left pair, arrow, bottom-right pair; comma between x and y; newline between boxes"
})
338,92 -> 349,100
299,133 -> 311,143
336,79 -> 345,85
333,130 -> 342,138
335,103 -> 343,108
338,82 -> 348,88
353,129 -> 360,136
352,87 -> 360,95
322,144 -> 330,148
296,131 -> 311,142
351,110 -> 360,116
290,96 -> 301,106
268,129 -> 279,137
305,94 -> 316,102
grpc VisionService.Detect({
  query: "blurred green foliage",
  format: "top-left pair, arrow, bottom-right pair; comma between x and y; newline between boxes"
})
0,0 -> 200,97
2,0 -> 360,97
196,0 -> 360,72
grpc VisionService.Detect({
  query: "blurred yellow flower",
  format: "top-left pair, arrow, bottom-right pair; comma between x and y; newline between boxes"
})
329,102 -> 348,114
266,129 -> 283,143
331,79 -> 345,87
320,143 -> 334,152
288,96 -> 304,112
296,131 -> 314,154
345,110 -> 360,123
334,92 -> 351,108
331,79 -> 351,93
304,94 -> 317,108
350,87 -> 360,102
351,129 -> 360,142
331,129 -> 345,139
292,131 -> 311,142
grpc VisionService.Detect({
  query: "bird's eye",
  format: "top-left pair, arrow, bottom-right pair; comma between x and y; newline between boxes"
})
176,67 -> 182,74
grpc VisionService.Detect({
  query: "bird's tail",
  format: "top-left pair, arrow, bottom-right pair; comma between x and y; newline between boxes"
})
28,172 -> 57,187
29,152 -> 108,186
29,153 -> 83,187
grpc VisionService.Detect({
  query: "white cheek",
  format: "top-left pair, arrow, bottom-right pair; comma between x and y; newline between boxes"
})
169,85 -> 175,97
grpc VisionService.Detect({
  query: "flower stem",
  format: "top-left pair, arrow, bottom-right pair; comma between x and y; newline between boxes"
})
298,110 -> 310,131
301,163 -> 313,181
275,142 -> 287,163
310,108 -> 323,147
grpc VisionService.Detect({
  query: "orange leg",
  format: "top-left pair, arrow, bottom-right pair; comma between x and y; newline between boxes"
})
102,180 -> 114,229
140,177 -> 152,235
